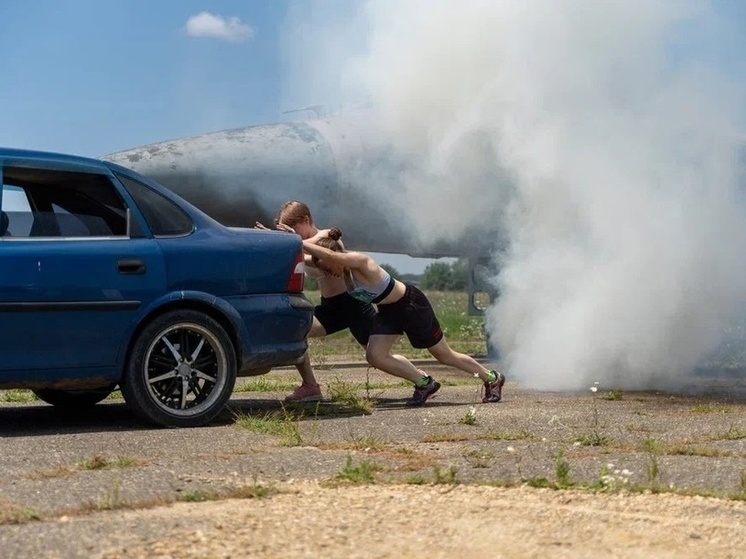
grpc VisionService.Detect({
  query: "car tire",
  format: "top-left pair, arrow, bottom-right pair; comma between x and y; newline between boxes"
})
32,384 -> 117,408
121,309 -> 237,428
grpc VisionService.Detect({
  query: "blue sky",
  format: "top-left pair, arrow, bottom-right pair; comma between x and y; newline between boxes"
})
2,1 -> 746,273
0,1 -> 290,156
0,0 -> 442,273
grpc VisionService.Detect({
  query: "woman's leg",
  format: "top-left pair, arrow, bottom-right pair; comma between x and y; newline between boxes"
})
286,317 -> 327,401
427,337 -> 505,403
426,337 -> 491,381
365,334 -> 425,384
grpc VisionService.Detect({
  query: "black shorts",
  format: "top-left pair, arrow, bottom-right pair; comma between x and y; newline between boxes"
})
371,284 -> 443,349
314,292 -> 377,346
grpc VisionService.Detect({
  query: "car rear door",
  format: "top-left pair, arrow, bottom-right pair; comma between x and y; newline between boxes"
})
0,158 -> 166,377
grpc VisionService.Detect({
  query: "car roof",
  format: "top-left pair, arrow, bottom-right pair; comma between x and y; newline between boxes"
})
0,147 -> 224,228
0,147 -> 107,170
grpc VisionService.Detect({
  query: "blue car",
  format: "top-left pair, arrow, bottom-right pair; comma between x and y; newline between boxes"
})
0,148 -> 313,427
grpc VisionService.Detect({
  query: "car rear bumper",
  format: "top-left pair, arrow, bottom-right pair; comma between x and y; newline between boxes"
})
224,292 -> 313,370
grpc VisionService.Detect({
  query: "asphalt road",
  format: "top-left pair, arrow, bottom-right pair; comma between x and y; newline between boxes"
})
1,363 -> 745,558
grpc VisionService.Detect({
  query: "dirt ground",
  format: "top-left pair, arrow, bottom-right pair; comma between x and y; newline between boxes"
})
1,363 -> 745,558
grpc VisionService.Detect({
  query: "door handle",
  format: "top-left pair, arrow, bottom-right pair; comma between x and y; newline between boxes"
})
117,258 -> 146,275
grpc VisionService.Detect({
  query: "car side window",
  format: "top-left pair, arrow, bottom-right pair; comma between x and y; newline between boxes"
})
1,185 -> 32,236
116,174 -> 193,237
2,166 -> 128,238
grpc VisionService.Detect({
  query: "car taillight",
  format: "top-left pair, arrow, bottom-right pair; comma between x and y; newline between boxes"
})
287,250 -> 305,293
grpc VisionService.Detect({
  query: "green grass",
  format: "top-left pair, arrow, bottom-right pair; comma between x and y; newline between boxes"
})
233,409 -> 303,446
0,390 -> 37,403
334,455 -> 381,483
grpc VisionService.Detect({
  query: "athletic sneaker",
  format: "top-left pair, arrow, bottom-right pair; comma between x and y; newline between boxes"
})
406,375 -> 441,406
482,371 -> 505,403
285,383 -> 322,403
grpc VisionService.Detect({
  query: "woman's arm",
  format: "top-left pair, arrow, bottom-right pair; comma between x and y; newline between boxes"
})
301,240 -> 368,270
304,228 -> 333,245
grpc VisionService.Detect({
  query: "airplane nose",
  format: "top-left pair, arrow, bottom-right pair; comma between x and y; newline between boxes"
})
104,122 -> 339,229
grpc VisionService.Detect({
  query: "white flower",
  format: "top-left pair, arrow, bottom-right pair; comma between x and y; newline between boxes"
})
590,386 -> 598,393
506,446 -> 515,453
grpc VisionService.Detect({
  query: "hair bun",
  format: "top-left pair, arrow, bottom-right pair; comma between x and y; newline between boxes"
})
328,227 -> 342,241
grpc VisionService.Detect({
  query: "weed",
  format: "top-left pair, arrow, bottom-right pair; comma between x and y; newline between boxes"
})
601,390 -> 623,401
433,464 -> 458,485
640,438 -> 664,453
507,445 -> 523,479
740,470 -> 746,495
78,455 -> 142,470
598,463 -> 632,491
334,455 -> 380,483
310,341 -> 332,369
327,378 -> 375,414
235,378 -> 295,393
345,431 -> 388,451
554,450 -> 571,487
578,382 -> 610,447
691,403 -> 733,414
422,433 -> 476,443
665,444 -> 730,458
0,503 -> 40,525
645,453 -> 662,487
723,425 -> 746,440
98,478 -> 124,511
234,408 -> 303,446
79,454 -> 110,470
487,430 -> 533,441
178,490 -> 213,502
406,474 -> 429,485
462,449 -> 495,468
574,433 -> 610,447
460,406 -> 478,425
232,476 -> 278,499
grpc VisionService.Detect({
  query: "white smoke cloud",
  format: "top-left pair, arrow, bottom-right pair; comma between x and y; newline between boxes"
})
185,12 -> 254,43
283,0 -> 746,390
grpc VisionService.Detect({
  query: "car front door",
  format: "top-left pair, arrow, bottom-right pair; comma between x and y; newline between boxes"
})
0,160 -> 166,381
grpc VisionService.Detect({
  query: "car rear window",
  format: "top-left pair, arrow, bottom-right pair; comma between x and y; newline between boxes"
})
116,174 -> 193,237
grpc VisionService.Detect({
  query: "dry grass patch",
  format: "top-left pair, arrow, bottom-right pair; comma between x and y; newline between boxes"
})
0,501 -> 40,525
78,454 -> 144,470
486,430 -> 534,441
690,403 -> 733,414
721,425 -> 746,440
25,466 -> 77,481
421,433 -> 478,443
